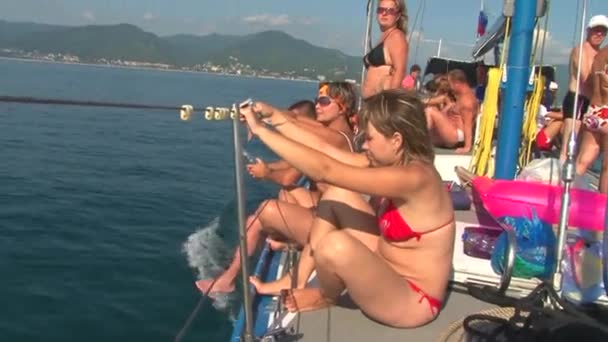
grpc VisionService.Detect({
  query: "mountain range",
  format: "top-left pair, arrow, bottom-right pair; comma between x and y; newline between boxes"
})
0,20 -> 362,80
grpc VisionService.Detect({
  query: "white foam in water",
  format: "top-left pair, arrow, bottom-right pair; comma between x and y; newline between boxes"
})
182,217 -> 234,314
183,217 -> 225,277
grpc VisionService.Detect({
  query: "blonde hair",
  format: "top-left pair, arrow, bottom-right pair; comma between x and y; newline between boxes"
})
436,78 -> 450,95
359,89 -> 434,163
380,0 -> 408,35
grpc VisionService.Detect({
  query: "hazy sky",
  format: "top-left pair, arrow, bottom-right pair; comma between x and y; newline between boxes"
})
0,0 -> 605,64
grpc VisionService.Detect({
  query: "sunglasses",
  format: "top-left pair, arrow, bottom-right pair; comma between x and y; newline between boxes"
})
377,6 -> 399,16
315,96 -> 333,107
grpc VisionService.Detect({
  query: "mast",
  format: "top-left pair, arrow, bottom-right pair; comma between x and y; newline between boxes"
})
493,0 -> 538,179
358,0 -> 374,111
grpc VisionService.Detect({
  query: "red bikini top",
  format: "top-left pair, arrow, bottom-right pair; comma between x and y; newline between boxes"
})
377,198 -> 422,242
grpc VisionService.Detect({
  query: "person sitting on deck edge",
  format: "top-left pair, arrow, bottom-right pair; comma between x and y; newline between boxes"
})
242,89 -> 455,328
425,69 -> 478,154
195,84 -> 357,294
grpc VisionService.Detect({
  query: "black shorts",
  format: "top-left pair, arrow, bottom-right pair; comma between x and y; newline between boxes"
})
561,91 -> 590,119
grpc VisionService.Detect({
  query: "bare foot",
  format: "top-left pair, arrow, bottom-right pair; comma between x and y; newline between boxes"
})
283,288 -> 333,312
195,276 -> 235,294
266,238 -> 290,251
250,274 -> 293,295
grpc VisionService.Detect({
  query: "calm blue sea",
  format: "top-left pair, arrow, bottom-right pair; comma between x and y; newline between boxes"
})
0,59 -> 317,342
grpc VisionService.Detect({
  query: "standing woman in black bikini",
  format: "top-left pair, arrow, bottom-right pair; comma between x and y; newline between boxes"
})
361,0 -> 409,99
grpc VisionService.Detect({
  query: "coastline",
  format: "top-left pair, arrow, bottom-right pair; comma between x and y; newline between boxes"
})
0,56 -> 320,84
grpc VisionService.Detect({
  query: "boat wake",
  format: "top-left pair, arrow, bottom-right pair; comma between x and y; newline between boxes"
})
182,216 -> 236,319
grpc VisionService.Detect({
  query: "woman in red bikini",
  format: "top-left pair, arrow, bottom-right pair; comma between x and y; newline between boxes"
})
241,89 -> 455,328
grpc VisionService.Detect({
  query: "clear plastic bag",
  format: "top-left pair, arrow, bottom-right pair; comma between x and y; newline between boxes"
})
562,235 -> 605,304
517,158 -> 593,189
517,158 -> 561,185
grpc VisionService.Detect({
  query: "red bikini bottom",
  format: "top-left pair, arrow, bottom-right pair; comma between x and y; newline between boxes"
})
407,280 -> 442,316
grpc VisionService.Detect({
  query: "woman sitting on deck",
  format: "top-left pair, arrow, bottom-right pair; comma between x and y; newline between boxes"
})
195,83 -> 357,294
242,89 -> 455,328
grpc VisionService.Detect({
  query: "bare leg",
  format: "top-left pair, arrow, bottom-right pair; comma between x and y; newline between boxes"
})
543,120 -> 563,141
258,199 -> 316,246
250,243 -> 313,295
277,188 -> 298,204
251,186 -> 378,295
265,238 -> 291,251
575,127 -> 601,176
286,230 -> 439,328
278,187 -> 320,209
425,107 -> 459,148
195,214 -> 262,293
196,198 -> 313,294
309,186 -> 378,251
269,187 -> 320,250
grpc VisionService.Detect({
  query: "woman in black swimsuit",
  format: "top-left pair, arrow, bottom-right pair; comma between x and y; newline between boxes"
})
361,0 -> 409,99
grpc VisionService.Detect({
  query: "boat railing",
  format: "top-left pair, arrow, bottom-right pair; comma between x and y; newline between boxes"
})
230,101 -> 256,342
495,226 -> 517,294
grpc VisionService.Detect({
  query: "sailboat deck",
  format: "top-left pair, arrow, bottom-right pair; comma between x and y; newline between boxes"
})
265,151 -> 604,342
272,208 -> 498,342
290,288 -> 494,342
271,207 -> 605,342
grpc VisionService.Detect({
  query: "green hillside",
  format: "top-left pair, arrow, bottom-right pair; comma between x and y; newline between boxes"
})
206,30 -> 361,79
164,33 -> 243,65
9,23 -> 176,63
0,20 -> 63,45
0,20 -> 362,79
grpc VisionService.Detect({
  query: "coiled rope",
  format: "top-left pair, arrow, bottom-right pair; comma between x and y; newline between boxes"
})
437,307 -> 522,342
437,282 -> 608,342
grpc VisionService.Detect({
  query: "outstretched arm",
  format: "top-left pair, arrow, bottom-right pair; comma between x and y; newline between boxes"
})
424,94 -> 447,107
268,105 -> 348,148
255,102 -> 364,166
267,160 -> 292,171
545,110 -> 563,120
242,103 -> 427,199
247,159 -> 302,186
266,167 -> 303,186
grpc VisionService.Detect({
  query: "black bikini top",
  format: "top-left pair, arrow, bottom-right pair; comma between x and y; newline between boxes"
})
363,29 -> 399,69
363,43 -> 386,69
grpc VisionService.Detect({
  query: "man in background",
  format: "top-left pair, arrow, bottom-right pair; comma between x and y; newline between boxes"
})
559,15 -> 608,161
402,64 -> 421,90
576,44 -> 608,194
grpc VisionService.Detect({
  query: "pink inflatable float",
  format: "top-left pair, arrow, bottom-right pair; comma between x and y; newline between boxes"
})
472,177 -> 607,233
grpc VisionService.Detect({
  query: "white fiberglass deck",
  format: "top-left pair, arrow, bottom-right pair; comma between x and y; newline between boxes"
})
268,208 -> 498,342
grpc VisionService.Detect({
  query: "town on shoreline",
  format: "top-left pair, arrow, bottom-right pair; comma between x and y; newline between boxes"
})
0,48 -> 358,85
